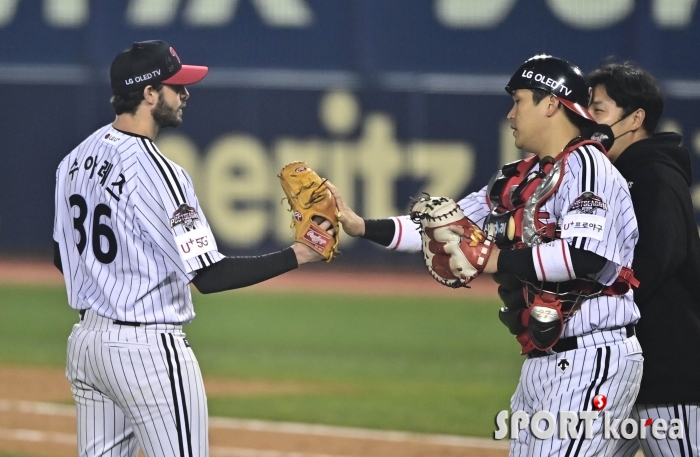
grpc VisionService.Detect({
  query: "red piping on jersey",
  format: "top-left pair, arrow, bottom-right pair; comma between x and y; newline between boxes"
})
536,245 -> 547,281
391,217 -> 403,250
561,241 -> 574,280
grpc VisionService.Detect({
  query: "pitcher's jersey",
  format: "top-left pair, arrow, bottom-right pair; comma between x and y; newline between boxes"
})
387,144 -> 640,337
53,125 -> 223,323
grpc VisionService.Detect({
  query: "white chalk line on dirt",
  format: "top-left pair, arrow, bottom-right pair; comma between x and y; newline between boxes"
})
0,427 -> 75,445
0,399 -> 508,450
210,447 -> 349,457
0,427 -> 348,457
208,417 -> 507,449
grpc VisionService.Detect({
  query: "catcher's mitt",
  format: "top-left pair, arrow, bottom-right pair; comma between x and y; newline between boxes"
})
278,161 -> 340,261
410,195 -> 493,288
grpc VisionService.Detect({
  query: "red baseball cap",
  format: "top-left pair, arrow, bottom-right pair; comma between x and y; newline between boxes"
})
110,40 -> 208,95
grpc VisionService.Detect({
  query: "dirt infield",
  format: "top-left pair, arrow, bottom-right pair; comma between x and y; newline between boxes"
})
0,260 -> 505,456
0,259 -> 498,297
0,366 -> 508,457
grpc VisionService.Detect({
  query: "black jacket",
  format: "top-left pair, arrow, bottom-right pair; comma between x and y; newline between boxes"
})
614,133 -> 700,404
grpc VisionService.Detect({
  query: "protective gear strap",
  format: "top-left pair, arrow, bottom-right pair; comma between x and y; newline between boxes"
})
602,266 -> 640,295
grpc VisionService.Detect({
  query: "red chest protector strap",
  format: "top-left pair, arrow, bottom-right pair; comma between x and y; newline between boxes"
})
602,266 -> 640,295
486,154 -> 541,211
486,140 -> 608,246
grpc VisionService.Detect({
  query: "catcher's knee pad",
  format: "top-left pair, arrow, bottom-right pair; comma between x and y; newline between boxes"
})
497,284 -> 528,335
527,305 -> 564,350
498,306 -> 527,336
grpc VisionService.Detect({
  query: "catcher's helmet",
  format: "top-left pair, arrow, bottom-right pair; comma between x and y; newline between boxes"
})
506,54 -> 594,122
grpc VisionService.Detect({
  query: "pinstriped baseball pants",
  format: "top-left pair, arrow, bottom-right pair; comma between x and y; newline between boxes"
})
611,403 -> 699,457
66,310 -> 208,457
509,332 -> 644,457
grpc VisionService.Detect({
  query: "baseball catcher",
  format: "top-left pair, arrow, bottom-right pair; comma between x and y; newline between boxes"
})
410,195 -> 494,288
326,55 -> 644,456
279,161 -> 340,261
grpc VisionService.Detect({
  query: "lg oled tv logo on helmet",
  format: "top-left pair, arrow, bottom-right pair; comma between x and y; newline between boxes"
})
521,70 -> 573,97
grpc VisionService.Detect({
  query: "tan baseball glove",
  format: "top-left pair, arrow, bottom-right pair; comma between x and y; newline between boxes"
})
410,195 -> 493,288
278,161 -> 340,261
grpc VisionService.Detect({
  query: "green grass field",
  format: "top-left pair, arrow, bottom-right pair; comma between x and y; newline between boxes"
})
0,284 -> 523,437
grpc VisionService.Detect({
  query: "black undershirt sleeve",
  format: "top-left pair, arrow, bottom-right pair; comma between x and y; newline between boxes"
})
360,217 -> 609,282
191,248 -> 298,294
362,219 -> 396,247
53,241 -> 63,274
497,246 -> 608,282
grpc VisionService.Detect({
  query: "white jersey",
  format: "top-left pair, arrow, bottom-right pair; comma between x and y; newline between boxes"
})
387,144 -> 640,337
53,124 -> 223,323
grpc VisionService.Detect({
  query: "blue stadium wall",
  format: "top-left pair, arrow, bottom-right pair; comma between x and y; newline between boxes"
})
1,0 -> 699,265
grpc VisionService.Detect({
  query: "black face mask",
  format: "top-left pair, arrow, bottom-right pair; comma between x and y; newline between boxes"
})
585,123 -> 615,152
609,110 -> 637,141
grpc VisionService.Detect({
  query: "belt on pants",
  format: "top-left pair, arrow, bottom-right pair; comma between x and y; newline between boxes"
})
79,309 -> 182,327
528,324 -> 635,358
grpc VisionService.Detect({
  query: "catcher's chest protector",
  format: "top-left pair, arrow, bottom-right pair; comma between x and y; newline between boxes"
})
485,140 -> 604,248
485,154 -> 561,248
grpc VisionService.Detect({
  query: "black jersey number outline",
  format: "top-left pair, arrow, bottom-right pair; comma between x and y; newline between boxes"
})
69,194 -> 118,264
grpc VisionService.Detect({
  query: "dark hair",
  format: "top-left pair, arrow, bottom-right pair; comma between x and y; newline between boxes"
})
531,88 -> 592,131
587,63 -> 664,134
531,88 -> 549,105
110,83 -> 163,115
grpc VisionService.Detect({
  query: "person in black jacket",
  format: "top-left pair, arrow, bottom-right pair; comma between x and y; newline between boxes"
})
588,62 -> 700,457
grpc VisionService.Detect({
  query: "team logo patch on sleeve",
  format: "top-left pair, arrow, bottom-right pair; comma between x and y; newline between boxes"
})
568,192 -> 608,214
170,204 -> 200,230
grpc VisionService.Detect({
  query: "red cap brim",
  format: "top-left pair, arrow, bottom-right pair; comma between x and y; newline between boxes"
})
558,98 -> 595,122
162,65 -> 209,85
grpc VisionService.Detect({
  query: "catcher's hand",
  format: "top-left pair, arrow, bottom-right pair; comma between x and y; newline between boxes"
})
278,161 -> 340,261
410,195 -> 494,288
325,182 -> 365,237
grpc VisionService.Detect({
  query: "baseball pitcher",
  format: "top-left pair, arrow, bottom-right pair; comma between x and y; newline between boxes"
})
53,40 -> 335,457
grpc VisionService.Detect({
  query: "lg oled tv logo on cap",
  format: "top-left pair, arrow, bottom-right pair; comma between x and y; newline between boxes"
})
125,69 -> 162,86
